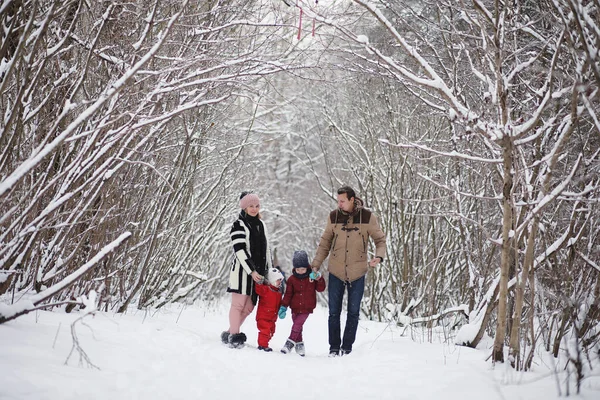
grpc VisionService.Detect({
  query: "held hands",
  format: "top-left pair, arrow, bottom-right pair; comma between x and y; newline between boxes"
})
251,271 -> 263,283
309,266 -> 322,282
278,306 -> 287,319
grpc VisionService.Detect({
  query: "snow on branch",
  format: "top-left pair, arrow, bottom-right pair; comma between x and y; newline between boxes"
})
350,0 -> 471,120
472,0 -> 494,24
378,139 -> 502,164
515,154 -> 583,235
415,173 -> 501,202
581,93 -> 600,134
576,251 -> 600,273
513,31 -> 566,138
0,232 -> 132,324
391,304 -> 469,327
0,0 -> 189,198
533,219 -> 575,270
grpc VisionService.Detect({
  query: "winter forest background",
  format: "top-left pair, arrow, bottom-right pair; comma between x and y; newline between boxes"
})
1,0 -> 599,392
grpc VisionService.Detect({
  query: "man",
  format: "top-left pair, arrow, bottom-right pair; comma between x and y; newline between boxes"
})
311,186 -> 386,356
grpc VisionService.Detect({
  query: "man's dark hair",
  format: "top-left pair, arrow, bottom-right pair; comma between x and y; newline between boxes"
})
337,186 -> 356,200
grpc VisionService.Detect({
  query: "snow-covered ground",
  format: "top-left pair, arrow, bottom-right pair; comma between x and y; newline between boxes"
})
1,301 -> 597,400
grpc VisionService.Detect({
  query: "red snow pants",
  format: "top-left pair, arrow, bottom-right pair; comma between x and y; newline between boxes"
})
257,318 -> 277,348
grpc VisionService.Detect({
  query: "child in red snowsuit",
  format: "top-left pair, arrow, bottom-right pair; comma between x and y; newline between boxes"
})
278,250 -> 326,356
254,267 -> 284,352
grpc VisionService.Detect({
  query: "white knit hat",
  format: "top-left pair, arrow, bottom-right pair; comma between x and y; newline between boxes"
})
266,268 -> 284,285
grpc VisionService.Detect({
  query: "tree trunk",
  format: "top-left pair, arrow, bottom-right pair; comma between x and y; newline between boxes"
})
508,217 -> 538,369
492,134 -> 514,363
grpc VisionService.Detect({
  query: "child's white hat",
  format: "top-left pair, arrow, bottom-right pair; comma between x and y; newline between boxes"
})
266,268 -> 284,285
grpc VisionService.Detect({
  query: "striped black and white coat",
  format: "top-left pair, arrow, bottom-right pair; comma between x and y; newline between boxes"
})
227,214 -> 273,297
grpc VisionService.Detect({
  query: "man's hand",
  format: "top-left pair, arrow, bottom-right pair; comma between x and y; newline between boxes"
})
369,257 -> 382,268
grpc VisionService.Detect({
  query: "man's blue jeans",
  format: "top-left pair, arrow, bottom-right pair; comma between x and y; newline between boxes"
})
328,274 -> 365,352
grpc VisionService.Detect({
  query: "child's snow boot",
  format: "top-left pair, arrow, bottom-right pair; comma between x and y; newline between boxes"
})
228,333 -> 247,349
280,339 -> 295,354
258,346 -> 273,352
295,341 -> 305,357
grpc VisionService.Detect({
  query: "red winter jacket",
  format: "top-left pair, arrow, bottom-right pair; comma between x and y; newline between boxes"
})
281,275 -> 326,314
255,283 -> 283,322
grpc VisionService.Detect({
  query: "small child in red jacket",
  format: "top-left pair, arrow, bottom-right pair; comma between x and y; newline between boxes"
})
278,250 -> 326,356
255,267 -> 284,352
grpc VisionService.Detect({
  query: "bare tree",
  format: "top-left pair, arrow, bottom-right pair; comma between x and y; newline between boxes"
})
293,0 -> 600,377
0,0 -> 313,318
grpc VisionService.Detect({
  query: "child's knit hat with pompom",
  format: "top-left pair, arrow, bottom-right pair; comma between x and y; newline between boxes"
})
292,250 -> 310,269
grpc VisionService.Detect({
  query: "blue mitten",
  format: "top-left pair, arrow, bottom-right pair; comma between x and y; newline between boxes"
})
278,306 -> 287,319
309,271 -> 321,280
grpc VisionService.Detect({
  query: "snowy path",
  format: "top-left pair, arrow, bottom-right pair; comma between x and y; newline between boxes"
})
0,303 -> 595,399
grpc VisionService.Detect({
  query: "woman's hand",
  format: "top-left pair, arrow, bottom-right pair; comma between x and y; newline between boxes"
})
251,271 -> 263,282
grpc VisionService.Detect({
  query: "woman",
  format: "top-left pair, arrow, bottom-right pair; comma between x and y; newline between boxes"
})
221,191 -> 273,348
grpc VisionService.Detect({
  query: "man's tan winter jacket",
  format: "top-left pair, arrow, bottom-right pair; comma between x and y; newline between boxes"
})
312,199 -> 386,282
